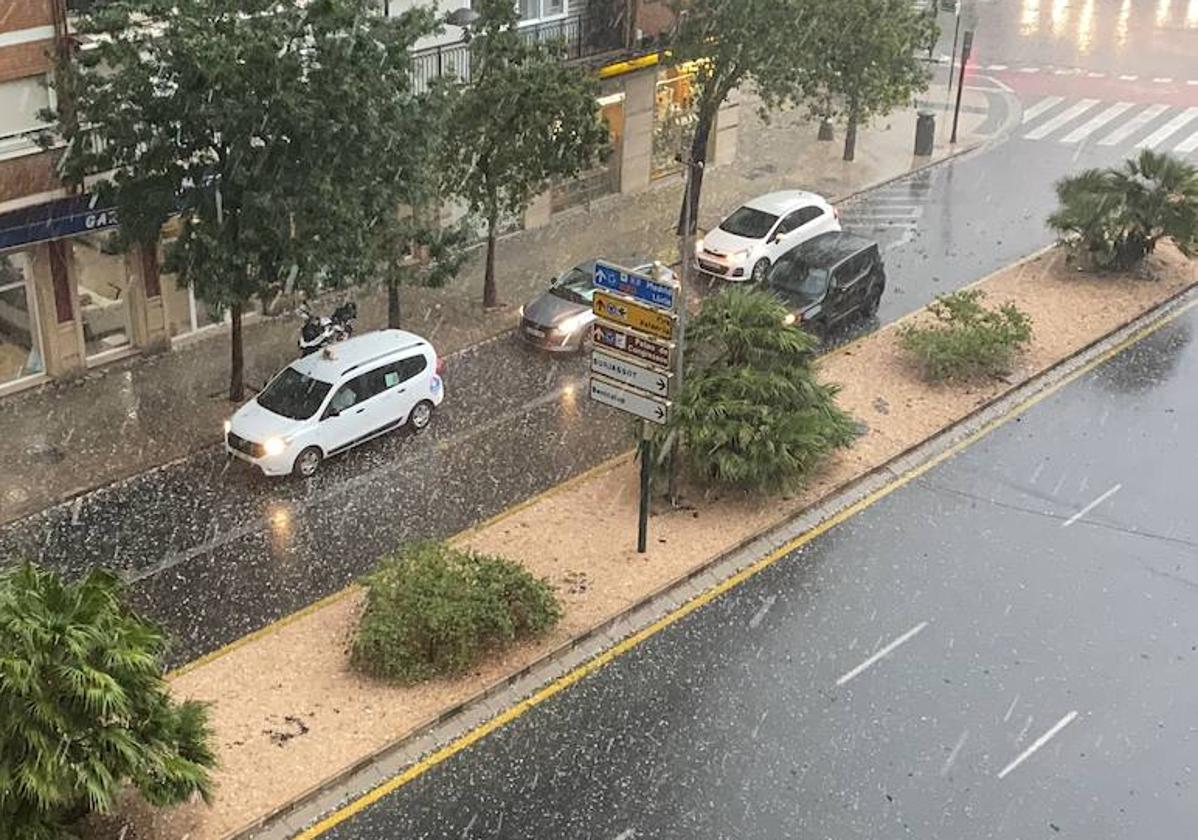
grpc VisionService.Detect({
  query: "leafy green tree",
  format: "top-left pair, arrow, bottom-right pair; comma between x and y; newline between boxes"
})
53,0 -> 437,400
0,562 -> 215,838
443,0 -> 610,310
799,0 -> 937,161
664,0 -> 827,233
1048,150 -> 1198,271
660,287 -> 858,491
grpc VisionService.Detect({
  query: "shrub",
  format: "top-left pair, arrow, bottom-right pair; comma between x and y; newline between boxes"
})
1048,149 -> 1198,271
660,287 -> 859,492
0,562 -> 215,839
350,542 -> 562,684
899,289 -> 1032,382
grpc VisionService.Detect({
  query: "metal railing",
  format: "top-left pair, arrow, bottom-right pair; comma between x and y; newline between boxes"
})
410,10 -> 624,93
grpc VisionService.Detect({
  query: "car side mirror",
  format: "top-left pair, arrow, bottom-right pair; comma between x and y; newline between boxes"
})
324,407 -> 340,420
549,276 -> 557,286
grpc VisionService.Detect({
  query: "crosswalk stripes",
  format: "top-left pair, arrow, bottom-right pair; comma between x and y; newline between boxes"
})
1021,96 -> 1064,124
837,178 -> 931,252
1097,103 -> 1169,146
1024,99 -> 1099,139
1136,107 -> 1198,149
1016,96 -> 1198,157
1059,102 -> 1133,143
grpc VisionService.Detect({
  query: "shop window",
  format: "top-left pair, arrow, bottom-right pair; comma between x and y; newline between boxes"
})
73,232 -> 134,357
0,250 -> 45,385
652,66 -> 698,179
161,239 -> 223,339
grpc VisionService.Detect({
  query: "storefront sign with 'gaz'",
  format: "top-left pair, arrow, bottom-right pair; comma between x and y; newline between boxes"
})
591,322 -> 672,370
592,291 -> 676,341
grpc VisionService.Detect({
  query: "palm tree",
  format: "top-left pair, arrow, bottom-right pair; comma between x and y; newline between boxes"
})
0,562 -> 215,837
660,287 -> 858,492
1048,150 -> 1198,271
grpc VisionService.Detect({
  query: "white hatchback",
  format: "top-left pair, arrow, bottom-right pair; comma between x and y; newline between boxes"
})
696,190 -> 841,283
225,329 -> 444,477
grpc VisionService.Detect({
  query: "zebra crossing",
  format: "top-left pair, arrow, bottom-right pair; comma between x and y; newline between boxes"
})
1019,96 -> 1198,157
837,175 -> 932,252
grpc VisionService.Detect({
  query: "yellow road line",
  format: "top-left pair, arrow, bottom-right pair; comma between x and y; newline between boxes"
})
166,451 -> 633,681
296,296 -> 1197,837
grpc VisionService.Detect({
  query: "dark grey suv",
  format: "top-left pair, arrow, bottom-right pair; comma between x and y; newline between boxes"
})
764,231 -> 886,338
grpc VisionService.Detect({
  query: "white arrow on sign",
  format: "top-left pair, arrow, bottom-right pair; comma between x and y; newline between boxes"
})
590,349 -> 671,397
589,376 -> 671,425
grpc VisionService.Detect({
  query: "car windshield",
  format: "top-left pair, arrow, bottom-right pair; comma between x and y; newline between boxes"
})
768,259 -> 831,306
718,206 -> 779,240
256,367 -> 333,420
549,266 -> 595,305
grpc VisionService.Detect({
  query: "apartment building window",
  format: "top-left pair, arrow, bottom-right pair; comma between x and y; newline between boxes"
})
0,75 -> 52,158
519,0 -> 566,22
0,250 -> 45,386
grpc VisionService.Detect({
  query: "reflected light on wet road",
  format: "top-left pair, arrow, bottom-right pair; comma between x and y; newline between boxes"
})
1050,0 -> 1071,36
268,504 -> 293,553
1076,0 -> 1096,52
1156,0 -> 1172,27
560,381 -> 578,416
1115,0 -> 1132,47
1021,0 -> 1041,35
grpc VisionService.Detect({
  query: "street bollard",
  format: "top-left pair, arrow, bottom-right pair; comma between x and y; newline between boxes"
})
914,110 -> 936,156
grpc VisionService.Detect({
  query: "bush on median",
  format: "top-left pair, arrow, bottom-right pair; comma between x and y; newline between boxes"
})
659,286 -> 859,493
0,562 -> 215,839
350,541 -> 562,685
899,289 -> 1032,383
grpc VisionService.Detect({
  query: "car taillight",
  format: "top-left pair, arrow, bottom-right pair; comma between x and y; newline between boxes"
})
833,206 -> 840,220
435,358 -> 446,376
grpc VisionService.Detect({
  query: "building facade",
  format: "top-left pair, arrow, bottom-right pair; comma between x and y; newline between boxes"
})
0,0 -> 737,398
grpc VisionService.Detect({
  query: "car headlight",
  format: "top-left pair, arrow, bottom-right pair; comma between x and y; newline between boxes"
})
694,237 -> 705,255
518,304 -> 525,319
263,436 -> 286,457
223,420 -> 232,434
782,313 -> 797,326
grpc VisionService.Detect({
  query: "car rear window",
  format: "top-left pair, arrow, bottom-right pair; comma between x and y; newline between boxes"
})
718,206 -> 779,239
257,367 -> 333,420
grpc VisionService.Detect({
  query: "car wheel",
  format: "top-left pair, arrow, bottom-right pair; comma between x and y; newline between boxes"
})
294,446 -> 322,478
751,258 -> 771,284
408,400 -> 434,433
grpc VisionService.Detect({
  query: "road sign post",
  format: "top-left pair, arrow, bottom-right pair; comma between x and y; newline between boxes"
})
951,30 -> 973,144
589,261 -> 679,553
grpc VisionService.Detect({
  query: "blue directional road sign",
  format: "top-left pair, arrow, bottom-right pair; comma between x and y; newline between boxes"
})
594,260 -> 678,312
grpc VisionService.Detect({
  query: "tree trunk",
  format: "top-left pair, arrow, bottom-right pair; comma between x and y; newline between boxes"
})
483,212 -> 499,310
387,275 -> 401,329
229,302 -> 244,402
843,97 -> 860,162
675,98 -> 716,237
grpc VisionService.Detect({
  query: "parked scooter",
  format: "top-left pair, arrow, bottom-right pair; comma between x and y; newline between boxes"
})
297,300 -> 357,356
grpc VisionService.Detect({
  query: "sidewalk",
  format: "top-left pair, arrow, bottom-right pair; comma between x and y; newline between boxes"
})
0,87 -> 1003,525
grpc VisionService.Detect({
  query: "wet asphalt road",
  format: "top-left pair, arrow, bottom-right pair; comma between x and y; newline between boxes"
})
321,302 -> 1198,840
0,131 -> 1053,667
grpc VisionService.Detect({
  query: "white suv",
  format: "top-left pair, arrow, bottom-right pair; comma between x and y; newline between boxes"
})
696,190 -> 841,283
224,329 -> 444,477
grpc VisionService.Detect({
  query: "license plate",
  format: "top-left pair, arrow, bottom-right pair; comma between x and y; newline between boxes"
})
525,326 -> 545,338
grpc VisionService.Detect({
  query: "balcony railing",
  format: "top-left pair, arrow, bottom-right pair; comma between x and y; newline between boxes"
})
410,10 -> 625,93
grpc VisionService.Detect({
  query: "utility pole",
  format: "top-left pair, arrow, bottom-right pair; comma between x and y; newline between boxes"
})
951,29 -> 973,144
668,154 -> 699,503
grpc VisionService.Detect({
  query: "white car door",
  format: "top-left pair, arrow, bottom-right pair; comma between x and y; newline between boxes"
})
318,373 -> 380,454
376,353 -> 429,427
763,209 -> 806,263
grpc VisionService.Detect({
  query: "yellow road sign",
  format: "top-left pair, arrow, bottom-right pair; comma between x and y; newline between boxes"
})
593,291 -> 676,341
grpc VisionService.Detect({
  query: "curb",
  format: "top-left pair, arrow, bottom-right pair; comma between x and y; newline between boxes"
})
240,268 -> 1198,840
